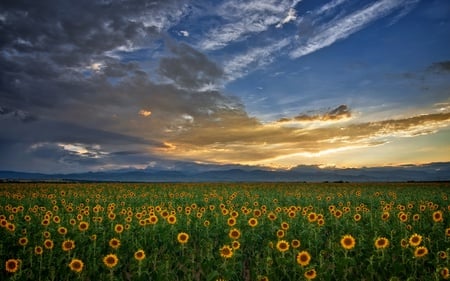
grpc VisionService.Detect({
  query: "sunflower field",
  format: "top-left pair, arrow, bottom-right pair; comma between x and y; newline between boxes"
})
0,182 -> 449,281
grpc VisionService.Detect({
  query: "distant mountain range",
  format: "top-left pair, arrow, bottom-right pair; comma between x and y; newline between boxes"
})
1,162 -> 449,182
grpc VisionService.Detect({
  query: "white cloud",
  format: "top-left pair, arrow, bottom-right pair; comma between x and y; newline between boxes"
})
290,0 -> 407,59
223,38 -> 291,81
179,30 -> 190,37
199,0 -> 296,51
276,8 -> 297,28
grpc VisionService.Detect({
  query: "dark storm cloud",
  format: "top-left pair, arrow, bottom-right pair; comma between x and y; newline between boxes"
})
0,0 -> 258,172
0,106 -> 37,123
159,42 -> 224,89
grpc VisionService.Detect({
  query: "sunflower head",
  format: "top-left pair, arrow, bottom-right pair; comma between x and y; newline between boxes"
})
220,245 -> 233,259
167,214 -> 177,225
433,210 -> 443,223
69,259 -> 84,273
227,217 -> 236,226
177,232 -> 189,244
440,267 -> 450,279
296,251 -> 311,266
5,259 -> 20,273
414,246 -> 428,258
109,238 -> 121,249
276,240 -> 290,252
248,218 -> 258,227
34,246 -> 43,255
291,239 -> 301,249
62,240 -> 75,251
340,234 -> 356,250
78,221 -> 89,231
103,254 -> 119,268
229,228 -> 241,240
114,224 -> 124,234
134,249 -> 146,261
304,269 -> 317,280
408,233 -> 422,247
374,237 -> 389,249
231,240 -> 240,250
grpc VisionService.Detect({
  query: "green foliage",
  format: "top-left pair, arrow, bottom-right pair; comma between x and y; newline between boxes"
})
0,182 -> 449,280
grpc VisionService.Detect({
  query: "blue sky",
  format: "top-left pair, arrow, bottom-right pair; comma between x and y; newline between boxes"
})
0,0 -> 449,173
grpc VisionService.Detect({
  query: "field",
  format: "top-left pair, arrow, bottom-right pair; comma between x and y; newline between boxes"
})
1,182 -> 449,281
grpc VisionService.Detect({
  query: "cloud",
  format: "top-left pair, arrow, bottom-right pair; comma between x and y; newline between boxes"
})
160,111 -> 450,165
290,0 -> 407,58
139,109 -> 152,117
428,61 -> 450,73
0,106 -> 37,123
223,38 -> 291,81
276,8 -> 297,28
198,0 -> 298,50
277,105 -> 352,123
159,43 -> 224,90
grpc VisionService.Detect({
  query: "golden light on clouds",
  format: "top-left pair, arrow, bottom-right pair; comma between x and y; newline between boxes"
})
157,111 -> 450,168
139,109 -> 152,117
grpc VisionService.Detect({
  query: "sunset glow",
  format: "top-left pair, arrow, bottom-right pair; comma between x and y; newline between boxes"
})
0,0 -> 449,173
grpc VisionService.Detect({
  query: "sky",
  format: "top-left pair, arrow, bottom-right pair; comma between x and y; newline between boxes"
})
1,0 -> 450,173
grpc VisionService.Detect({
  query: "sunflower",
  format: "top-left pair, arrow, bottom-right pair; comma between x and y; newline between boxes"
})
276,229 -> 285,238
446,228 -> 450,237
44,239 -> 54,250
291,239 -> 301,249
340,234 -> 356,250
353,214 -> 361,222
400,239 -> 409,248
408,233 -> 422,247
167,214 -> 177,225
134,249 -> 146,261
204,220 -> 210,227
34,246 -> 43,255
317,218 -> 325,226
296,251 -> 311,266
18,237 -> 28,246
440,267 -> 450,280
5,259 -> 20,273
109,238 -> 121,249
177,232 -> 189,244
114,224 -> 124,234
398,212 -> 408,223
381,211 -> 390,221
414,246 -> 428,258
438,251 -> 447,260
433,210 -> 443,223
58,227 -> 68,235
78,221 -> 89,231
227,217 -> 236,227
103,254 -> 119,268
53,216 -> 61,224
281,221 -> 289,230
374,237 -> 389,249
229,228 -> 241,240
304,269 -> 317,280
69,258 -> 84,273
231,240 -> 241,250
276,240 -> 290,252
258,276 -> 269,281
267,212 -> 277,221
220,245 -> 233,259
248,218 -> 258,227
62,239 -> 75,251
307,212 -> 317,222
